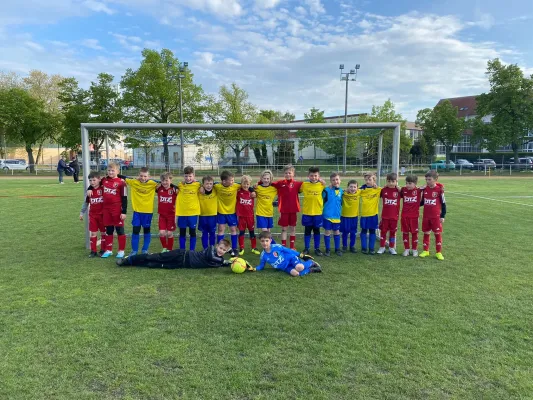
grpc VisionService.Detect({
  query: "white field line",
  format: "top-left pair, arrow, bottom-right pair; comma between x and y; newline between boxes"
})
447,191 -> 533,207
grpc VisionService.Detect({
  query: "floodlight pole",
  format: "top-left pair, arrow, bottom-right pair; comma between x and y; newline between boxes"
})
339,64 -> 360,174
179,62 -> 188,171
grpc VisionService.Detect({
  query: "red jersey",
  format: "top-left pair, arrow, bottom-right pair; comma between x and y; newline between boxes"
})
272,179 -> 303,213
101,177 -> 127,207
86,186 -> 104,216
157,185 -> 177,216
422,184 -> 446,219
400,187 -> 423,218
380,186 -> 401,220
236,189 -> 254,217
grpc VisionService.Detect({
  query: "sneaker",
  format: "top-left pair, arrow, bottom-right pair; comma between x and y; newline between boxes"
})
435,252 -> 444,261
314,248 -> 324,256
99,249 -> 105,256
402,249 -> 410,257
324,250 -> 331,257
129,251 -> 138,257
161,248 -> 169,253
116,251 -> 125,259
368,250 -> 376,255
239,248 -> 245,256
229,249 -> 236,257
59,182 -> 64,184
361,248 -> 368,255
303,248 -> 310,255
251,248 -> 261,255
350,247 -> 357,253
342,246 -> 347,252
418,250 -> 430,258
141,250 -> 148,255
335,249 -> 343,256
101,250 -> 113,258
377,247 -> 386,254
310,261 -> 322,273
389,247 -> 397,255
88,251 -> 98,258
412,250 -> 419,257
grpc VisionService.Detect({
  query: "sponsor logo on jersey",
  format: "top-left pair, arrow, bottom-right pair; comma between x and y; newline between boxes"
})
160,196 -> 173,204
90,197 -> 104,204
384,198 -> 398,206
424,198 -> 437,206
271,254 -> 284,268
404,196 -> 418,203
239,197 -> 253,205
104,187 -> 117,195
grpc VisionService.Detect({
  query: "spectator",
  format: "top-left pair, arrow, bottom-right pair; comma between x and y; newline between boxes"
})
57,156 -> 68,184
70,156 -> 80,183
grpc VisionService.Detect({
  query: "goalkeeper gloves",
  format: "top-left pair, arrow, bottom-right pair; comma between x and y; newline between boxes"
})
245,260 -> 256,272
299,253 -> 314,261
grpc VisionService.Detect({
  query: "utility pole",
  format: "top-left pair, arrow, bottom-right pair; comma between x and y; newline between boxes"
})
339,64 -> 360,174
179,62 -> 188,170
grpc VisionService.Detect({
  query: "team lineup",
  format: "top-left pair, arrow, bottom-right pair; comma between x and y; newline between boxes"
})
80,162 -> 447,277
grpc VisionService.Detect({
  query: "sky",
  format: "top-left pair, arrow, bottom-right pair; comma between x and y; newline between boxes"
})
1,0 -> 532,120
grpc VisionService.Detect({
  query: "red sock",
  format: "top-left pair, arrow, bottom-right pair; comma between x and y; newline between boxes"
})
423,233 -> 430,251
290,235 -> 296,249
238,235 -> 245,249
167,237 -> 174,250
100,234 -> 107,251
412,232 -> 418,251
118,234 -> 126,251
251,237 -> 257,249
107,234 -> 113,251
435,233 -> 442,253
403,233 -> 410,250
160,236 -> 167,248
380,230 -> 387,247
90,236 -> 97,252
282,239 -> 287,247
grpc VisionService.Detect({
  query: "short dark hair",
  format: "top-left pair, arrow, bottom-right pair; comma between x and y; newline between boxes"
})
139,167 -> 149,174
347,179 -> 358,187
184,166 -> 194,175
259,231 -> 272,240
308,166 -> 320,174
386,173 -> 397,181
405,175 -> 418,184
220,170 -> 234,181
330,172 -> 340,180
88,171 -> 100,179
202,175 -> 214,183
425,170 -> 439,179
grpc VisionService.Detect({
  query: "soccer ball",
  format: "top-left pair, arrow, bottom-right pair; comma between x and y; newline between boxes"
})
231,258 -> 247,274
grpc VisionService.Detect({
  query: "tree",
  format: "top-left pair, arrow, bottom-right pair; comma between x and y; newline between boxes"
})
297,107 -> 328,162
120,49 -> 206,170
258,110 -> 296,168
473,59 -> 533,161
0,88 -> 62,172
0,72 -> 24,158
417,100 -> 465,167
123,130 -> 159,167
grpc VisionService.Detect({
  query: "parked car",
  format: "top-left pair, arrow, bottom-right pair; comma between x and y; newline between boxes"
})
508,157 -> 533,170
455,159 -> 474,169
430,160 -> 456,170
99,158 -> 132,170
1,159 -> 28,170
473,159 -> 497,170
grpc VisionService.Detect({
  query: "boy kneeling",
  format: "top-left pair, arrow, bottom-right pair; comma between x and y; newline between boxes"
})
255,231 -> 322,276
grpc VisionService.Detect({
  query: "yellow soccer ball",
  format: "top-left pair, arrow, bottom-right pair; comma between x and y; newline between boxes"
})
231,258 -> 247,274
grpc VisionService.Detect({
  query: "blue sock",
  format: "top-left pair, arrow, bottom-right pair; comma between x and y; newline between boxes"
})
390,237 -> 396,247
313,233 -> 321,249
142,233 -> 151,252
231,234 -> 238,249
217,234 -> 225,244
190,236 -> 197,250
369,233 -> 376,251
131,233 -> 140,252
361,233 -> 368,250
210,232 -> 217,246
350,232 -> 357,248
304,235 -> 311,249
334,235 -> 340,251
201,233 -> 209,249
324,235 -> 331,251
179,236 -> 186,249
342,233 -> 348,248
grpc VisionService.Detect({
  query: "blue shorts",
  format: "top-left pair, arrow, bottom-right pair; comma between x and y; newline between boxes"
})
302,214 -> 323,228
177,215 -> 198,229
217,213 -> 238,227
360,215 -> 379,230
132,212 -> 153,228
282,257 -> 313,275
198,216 -> 217,232
323,219 -> 341,231
340,216 -> 358,233
257,216 -> 274,229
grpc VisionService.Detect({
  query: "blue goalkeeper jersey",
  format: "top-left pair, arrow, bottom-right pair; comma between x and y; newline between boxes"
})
256,244 -> 302,273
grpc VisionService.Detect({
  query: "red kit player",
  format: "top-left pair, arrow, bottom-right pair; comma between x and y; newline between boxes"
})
400,175 -> 423,257
419,170 -> 446,260
236,176 -> 259,255
377,173 -> 401,255
79,171 -> 106,257
157,172 -> 178,251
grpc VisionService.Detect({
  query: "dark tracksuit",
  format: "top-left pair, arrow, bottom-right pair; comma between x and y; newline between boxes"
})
123,246 -> 229,269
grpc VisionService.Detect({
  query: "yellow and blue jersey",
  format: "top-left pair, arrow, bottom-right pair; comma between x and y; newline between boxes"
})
214,183 -> 241,214
176,181 -> 201,216
299,181 -> 325,216
255,185 -> 278,217
199,190 -> 218,217
124,178 -> 158,213
359,185 -> 381,217
341,191 -> 361,218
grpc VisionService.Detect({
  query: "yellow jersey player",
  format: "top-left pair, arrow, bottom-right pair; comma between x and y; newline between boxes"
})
198,176 -> 218,249
340,179 -> 360,253
176,166 -> 201,250
255,169 -> 278,238
359,172 -> 381,255
215,170 -> 242,255
299,166 -> 326,256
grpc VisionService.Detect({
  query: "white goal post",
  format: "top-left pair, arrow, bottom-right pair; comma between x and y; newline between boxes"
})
80,122 -> 401,248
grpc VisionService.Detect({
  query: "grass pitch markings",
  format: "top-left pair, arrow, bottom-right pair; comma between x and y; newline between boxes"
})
447,191 -> 533,207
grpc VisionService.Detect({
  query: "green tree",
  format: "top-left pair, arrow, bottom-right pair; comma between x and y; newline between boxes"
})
0,72 -> 24,158
473,59 -> 533,161
417,100 -> 465,168
120,49 -> 206,170
297,107 -> 328,162
258,110 -> 296,168
123,130 -> 159,167
0,88 -> 62,172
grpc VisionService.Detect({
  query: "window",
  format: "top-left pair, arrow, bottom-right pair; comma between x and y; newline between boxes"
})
150,153 -> 155,163
173,152 -> 179,163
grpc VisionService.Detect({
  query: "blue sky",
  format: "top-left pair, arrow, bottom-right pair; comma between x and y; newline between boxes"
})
1,0 -> 532,120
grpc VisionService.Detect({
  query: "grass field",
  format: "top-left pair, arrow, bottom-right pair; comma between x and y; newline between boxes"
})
1,176 -> 533,399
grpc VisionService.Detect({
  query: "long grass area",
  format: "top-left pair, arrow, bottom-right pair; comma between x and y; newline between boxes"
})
1,176 -> 532,399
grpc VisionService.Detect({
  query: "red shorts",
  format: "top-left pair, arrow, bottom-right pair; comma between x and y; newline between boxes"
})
238,216 -> 255,231
401,217 -> 419,234
158,214 -> 176,231
422,218 -> 442,233
89,213 -> 105,232
103,205 -> 124,227
379,218 -> 398,233
278,212 -> 297,227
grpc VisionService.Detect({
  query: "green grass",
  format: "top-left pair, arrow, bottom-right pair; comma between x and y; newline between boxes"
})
1,176 -> 532,399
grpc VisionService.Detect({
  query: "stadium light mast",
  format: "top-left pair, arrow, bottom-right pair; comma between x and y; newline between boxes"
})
339,64 -> 360,174
168,61 -> 188,171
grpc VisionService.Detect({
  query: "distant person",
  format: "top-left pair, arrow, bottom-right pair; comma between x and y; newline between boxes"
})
69,156 -> 80,183
57,156 -> 68,184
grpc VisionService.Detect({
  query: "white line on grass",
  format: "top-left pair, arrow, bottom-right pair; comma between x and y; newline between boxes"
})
447,191 -> 533,207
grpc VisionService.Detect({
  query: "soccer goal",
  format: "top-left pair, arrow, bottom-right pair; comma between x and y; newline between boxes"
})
80,122 -> 401,248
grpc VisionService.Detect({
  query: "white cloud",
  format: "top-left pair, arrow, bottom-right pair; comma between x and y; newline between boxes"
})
110,32 -> 143,52
81,38 -> 104,50
255,0 -> 281,9
194,51 -> 215,66
468,12 -> 495,30
24,41 -> 45,52
144,40 -> 161,48
223,58 -> 241,66
304,0 -> 325,15
83,0 -> 115,15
